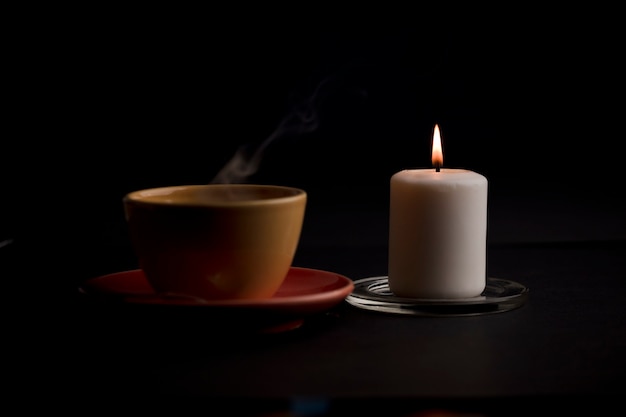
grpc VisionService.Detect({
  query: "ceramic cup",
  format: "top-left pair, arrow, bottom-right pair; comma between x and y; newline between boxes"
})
123,184 -> 307,300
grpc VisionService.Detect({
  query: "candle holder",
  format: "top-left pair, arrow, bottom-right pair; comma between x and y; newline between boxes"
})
345,277 -> 528,317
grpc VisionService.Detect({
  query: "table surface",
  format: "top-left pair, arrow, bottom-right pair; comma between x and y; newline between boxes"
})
11,193 -> 620,415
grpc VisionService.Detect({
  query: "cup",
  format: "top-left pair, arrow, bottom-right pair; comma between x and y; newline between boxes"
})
123,184 -> 307,300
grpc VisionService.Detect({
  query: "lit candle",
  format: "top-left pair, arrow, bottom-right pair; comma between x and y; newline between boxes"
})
388,124 -> 488,299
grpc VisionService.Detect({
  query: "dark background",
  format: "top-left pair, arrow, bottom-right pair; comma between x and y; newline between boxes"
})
0,9 -> 623,305
7,7 -> 623,285
2,6 -> 625,410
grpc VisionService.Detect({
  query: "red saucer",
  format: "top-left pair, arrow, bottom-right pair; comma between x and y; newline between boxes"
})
79,267 -> 354,332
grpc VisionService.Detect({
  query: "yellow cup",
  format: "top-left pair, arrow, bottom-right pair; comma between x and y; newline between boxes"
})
123,184 -> 307,300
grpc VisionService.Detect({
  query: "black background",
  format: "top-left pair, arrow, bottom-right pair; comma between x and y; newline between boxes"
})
2,6 -> 624,301
5,10 -> 625,262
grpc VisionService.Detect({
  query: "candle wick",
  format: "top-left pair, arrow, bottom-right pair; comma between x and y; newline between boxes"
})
435,162 -> 441,172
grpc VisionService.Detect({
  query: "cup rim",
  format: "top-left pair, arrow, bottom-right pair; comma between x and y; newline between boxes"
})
123,183 -> 307,208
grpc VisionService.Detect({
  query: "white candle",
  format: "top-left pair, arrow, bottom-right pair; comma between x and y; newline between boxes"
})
388,124 -> 488,299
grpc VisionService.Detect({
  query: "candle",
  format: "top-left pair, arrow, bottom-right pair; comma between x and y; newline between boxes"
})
388,124 -> 488,299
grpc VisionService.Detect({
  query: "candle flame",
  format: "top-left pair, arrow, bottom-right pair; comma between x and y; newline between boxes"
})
431,124 -> 443,170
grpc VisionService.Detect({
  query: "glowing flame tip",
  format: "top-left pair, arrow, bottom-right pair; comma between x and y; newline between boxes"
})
431,124 -> 443,171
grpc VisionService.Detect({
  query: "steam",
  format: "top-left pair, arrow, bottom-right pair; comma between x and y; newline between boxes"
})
210,78 -> 332,184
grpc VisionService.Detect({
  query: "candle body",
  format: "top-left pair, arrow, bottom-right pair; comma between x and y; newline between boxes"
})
388,168 -> 488,299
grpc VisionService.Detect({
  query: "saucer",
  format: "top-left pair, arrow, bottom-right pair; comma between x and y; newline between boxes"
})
78,267 -> 355,332
346,276 -> 529,317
